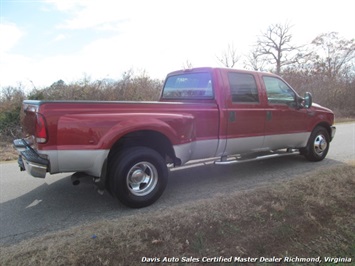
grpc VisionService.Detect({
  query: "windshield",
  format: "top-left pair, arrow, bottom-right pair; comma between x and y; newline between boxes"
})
162,72 -> 213,100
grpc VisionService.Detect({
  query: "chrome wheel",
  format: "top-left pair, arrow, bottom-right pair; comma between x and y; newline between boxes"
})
126,161 -> 158,196
314,134 -> 327,156
303,126 -> 330,162
110,147 -> 168,208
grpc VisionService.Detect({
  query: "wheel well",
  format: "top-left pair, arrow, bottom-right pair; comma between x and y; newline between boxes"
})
107,130 -> 177,165
314,122 -> 332,139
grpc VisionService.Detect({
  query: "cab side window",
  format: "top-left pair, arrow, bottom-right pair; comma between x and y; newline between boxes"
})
263,76 -> 295,104
228,73 -> 259,103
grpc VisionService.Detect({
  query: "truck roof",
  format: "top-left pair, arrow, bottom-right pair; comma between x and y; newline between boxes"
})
166,67 -> 278,77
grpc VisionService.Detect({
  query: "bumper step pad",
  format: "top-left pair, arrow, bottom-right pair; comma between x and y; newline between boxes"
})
13,138 -> 49,178
21,149 -> 49,166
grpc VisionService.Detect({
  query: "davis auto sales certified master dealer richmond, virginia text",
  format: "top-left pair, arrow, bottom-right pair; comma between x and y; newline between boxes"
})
141,256 -> 352,263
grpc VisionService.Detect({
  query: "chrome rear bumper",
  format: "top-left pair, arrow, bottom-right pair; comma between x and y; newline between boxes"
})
13,139 -> 49,178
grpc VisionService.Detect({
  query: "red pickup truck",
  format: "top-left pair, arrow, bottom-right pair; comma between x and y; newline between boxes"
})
14,67 -> 336,208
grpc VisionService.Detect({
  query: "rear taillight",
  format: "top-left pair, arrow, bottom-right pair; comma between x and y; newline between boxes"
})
36,113 -> 48,143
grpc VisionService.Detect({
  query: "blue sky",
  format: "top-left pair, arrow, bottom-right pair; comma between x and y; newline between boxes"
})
1,0 -> 354,90
2,1 -> 83,55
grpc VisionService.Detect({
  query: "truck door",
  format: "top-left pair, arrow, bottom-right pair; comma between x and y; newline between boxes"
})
261,75 -> 309,149
223,72 -> 266,155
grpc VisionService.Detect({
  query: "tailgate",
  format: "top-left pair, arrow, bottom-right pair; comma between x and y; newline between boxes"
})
13,100 -> 49,178
22,101 -> 40,137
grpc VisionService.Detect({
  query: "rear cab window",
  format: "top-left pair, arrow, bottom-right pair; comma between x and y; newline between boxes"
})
162,72 -> 214,100
228,72 -> 259,103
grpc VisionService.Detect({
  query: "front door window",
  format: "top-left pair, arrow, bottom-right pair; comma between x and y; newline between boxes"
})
263,76 -> 295,105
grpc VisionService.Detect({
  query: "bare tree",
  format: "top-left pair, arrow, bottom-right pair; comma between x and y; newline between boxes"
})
216,43 -> 240,68
182,60 -> 193,69
244,46 -> 267,71
257,22 -> 301,74
311,32 -> 355,80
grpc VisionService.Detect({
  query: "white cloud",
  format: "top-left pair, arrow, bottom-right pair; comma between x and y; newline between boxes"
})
43,0 -> 87,12
0,22 -> 24,54
0,53 -> 33,89
53,34 -> 66,42
54,0 -> 133,31
0,23 -> 30,88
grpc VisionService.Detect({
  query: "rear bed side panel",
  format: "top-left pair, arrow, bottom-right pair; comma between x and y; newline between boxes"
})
21,100 -> 220,176
53,113 -> 195,175
56,113 -> 195,149
54,102 -> 220,164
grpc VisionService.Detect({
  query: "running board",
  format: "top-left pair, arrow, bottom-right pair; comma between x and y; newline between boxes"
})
215,150 -> 300,165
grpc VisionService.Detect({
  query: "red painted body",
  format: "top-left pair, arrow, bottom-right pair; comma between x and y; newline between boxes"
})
24,101 -> 220,149
20,67 -> 335,176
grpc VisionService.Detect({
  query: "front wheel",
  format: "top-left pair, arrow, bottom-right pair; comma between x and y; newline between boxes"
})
109,147 -> 168,208
302,126 -> 330,162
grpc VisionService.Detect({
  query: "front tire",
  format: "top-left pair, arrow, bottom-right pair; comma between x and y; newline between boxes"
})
302,126 -> 330,162
109,147 -> 168,208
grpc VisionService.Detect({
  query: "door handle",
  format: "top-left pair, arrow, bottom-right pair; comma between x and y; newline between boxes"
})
266,111 -> 272,121
229,111 -> 236,122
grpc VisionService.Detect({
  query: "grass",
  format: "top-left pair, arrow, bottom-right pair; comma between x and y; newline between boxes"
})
335,116 -> 355,124
0,141 -> 18,162
1,162 -> 354,265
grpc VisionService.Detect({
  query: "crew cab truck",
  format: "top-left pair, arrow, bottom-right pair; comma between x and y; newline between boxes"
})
14,67 -> 336,208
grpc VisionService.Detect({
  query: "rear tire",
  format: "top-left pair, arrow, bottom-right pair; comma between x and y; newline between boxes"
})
302,126 -> 330,162
109,147 -> 168,208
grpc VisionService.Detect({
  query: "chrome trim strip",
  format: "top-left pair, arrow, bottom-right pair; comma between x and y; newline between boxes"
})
215,150 -> 300,165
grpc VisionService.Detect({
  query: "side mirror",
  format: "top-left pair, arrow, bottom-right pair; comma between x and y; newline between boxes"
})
303,92 -> 313,109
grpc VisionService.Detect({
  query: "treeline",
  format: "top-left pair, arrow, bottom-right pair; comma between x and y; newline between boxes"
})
220,27 -> 355,116
0,70 -> 163,141
276,31 -> 355,116
282,67 -> 355,116
27,70 -> 162,102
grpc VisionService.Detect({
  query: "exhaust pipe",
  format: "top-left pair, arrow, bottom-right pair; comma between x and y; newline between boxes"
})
71,173 -> 81,186
70,173 -> 104,195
